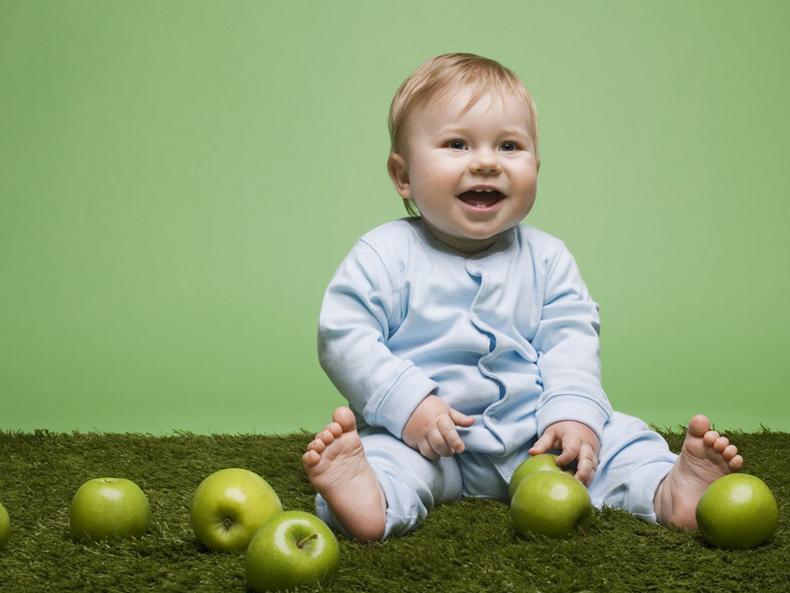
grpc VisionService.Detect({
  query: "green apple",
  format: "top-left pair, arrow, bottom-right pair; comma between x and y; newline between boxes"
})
696,473 -> 779,549
511,471 -> 592,538
190,468 -> 283,552
509,453 -> 574,499
0,502 -> 10,550
245,511 -> 340,593
69,478 -> 150,542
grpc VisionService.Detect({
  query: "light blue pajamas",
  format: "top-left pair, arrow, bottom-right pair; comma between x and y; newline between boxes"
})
317,219 -> 677,539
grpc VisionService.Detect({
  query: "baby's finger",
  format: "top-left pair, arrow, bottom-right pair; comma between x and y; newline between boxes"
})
448,408 -> 476,428
427,426 -> 455,457
575,444 -> 597,486
438,414 -> 465,453
554,435 -> 581,466
528,429 -> 557,455
418,438 -> 441,461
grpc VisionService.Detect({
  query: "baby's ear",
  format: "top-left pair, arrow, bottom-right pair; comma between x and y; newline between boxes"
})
387,152 -> 412,200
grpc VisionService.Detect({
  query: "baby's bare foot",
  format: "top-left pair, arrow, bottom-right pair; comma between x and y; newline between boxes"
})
302,407 -> 387,542
654,414 -> 744,528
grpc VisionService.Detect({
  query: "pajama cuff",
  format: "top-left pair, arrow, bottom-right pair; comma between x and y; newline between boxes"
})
535,393 -> 612,443
625,459 -> 675,523
314,465 -> 422,542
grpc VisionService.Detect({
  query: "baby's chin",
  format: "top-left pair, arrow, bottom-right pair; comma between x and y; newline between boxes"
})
420,216 -> 522,255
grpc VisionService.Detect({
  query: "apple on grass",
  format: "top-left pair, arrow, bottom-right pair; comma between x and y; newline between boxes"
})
511,471 -> 592,539
190,468 -> 283,552
0,501 -> 10,550
69,478 -> 150,542
245,511 -> 340,593
696,473 -> 779,549
509,453 -> 575,500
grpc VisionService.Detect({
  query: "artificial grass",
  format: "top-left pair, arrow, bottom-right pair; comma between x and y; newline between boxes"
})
0,427 -> 788,593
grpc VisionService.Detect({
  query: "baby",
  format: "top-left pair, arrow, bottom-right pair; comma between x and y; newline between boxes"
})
303,53 -> 743,542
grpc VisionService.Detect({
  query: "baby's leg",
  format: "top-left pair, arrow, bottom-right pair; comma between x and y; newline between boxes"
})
590,412 -> 743,529
588,412 -> 678,522
302,407 -> 387,542
653,414 -> 743,528
304,407 -> 463,542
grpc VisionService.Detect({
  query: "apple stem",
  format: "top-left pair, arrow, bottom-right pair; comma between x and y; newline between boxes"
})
297,533 -> 318,549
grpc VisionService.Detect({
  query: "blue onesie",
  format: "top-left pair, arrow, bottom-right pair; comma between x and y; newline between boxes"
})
317,218 -> 677,539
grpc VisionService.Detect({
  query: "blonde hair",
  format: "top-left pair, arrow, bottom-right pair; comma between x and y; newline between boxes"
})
388,53 -> 540,217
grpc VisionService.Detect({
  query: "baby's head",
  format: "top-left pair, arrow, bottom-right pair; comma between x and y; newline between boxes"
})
388,53 -> 540,217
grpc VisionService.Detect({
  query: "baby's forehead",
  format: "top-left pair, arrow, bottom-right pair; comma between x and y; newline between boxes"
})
425,81 -> 523,112
410,83 -> 534,130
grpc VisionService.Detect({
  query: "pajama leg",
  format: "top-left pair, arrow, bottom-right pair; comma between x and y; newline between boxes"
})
588,411 -> 677,523
315,426 -> 464,540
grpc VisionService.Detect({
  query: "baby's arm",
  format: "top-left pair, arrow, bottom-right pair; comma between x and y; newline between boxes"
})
402,395 -> 475,460
319,239 -> 439,440
528,420 -> 600,485
530,244 -> 613,485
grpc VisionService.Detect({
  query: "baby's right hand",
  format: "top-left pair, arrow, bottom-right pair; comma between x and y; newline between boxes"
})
402,395 -> 475,461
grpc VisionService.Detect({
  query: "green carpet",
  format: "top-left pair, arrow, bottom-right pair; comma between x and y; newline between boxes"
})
0,427 -> 787,592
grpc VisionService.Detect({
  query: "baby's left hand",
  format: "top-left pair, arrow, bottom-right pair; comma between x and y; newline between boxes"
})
528,421 -> 600,486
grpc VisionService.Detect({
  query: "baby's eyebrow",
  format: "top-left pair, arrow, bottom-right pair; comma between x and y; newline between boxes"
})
435,125 -> 530,139
498,127 -> 532,139
435,125 -> 469,135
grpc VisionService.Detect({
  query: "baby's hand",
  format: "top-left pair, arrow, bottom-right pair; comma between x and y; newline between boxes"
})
528,420 -> 600,486
402,395 -> 475,461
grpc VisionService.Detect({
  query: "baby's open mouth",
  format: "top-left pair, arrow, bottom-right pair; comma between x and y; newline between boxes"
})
457,189 -> 504,207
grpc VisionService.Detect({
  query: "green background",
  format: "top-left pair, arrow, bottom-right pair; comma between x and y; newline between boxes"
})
1,0 -> 788,434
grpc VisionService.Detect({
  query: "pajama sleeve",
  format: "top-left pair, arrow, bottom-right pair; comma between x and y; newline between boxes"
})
317,240 -> 438,438
531,245 -> 613,441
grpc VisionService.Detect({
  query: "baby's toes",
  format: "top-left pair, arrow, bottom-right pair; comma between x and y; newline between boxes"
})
712,436 -> 730,453
309,436 -> 327,454
319,428 -> 337,446
327,421 -> 343,438
727,450 -> 744,471
302,449 -> 321,468
702,430 -> 721,446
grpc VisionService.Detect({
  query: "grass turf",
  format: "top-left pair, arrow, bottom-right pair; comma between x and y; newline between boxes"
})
0,427 -> 788,593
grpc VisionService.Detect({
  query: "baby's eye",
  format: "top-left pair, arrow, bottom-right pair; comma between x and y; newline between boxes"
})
447,140 -> 467,150
500,142 -> 517,152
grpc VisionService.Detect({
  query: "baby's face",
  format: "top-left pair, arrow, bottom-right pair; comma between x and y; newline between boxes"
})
389,85 -> 539,255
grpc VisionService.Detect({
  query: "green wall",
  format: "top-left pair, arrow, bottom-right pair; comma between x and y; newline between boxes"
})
2,0 -> 788,434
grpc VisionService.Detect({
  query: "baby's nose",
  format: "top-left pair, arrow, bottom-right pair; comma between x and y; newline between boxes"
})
470,149 -> 501,173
